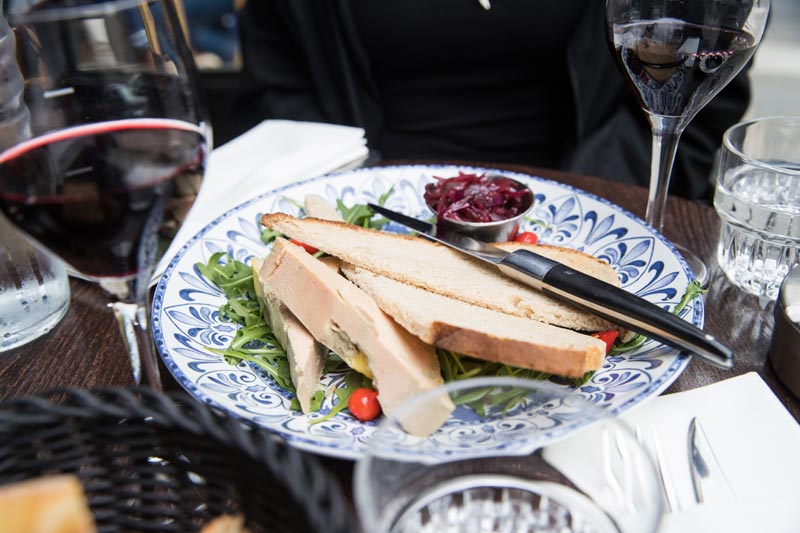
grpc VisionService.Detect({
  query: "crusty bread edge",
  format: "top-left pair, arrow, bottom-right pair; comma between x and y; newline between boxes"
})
424,321 -> 604,378
262,213 -> 617,277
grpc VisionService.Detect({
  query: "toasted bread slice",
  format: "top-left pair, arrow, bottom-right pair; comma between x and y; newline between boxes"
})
260,213 -> 624,334
342,264 -> 606,377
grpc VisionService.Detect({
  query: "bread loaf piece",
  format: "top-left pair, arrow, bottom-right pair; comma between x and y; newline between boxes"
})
0,475 -> 96,533
261,213 -> 623,334
342,264 -> 606,377
200,514 -> 248,533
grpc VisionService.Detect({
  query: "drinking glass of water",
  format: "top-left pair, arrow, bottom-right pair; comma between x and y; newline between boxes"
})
354,377 -> 662,533
714,116 -> 800,300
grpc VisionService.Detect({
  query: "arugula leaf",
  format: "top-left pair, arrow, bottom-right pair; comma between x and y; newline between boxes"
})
323,352 -> 352,374
309,390 -> 325,412
335,186 -> 394,229
674,279 -> 707,314
337,200 -> 373,226
260,190 -> 396,242
377,187 -> 394,206
570,371 -> 596,387
196,253 -> 295,392
524,215 -> 552,229
437,349 -> 569,416
197,252 -> 256,302
260,228 -> 283,246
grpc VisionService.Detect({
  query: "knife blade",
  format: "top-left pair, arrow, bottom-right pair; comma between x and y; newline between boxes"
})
688,417 -> 736,503
369,203 -> 733,369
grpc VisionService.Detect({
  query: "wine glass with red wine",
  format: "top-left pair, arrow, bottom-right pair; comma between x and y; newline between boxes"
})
606,0 -> 769,284
0,0 -> 209,388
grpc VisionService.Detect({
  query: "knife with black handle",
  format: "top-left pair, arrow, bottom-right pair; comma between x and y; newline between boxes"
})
370,203 -> 733,369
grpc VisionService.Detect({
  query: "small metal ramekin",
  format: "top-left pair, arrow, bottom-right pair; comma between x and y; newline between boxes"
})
426,174 -> 534,242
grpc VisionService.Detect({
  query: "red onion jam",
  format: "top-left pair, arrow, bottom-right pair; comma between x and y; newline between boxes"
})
423,172 -> 533,223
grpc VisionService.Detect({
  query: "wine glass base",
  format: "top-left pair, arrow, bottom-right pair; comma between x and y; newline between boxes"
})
674,243 -> 709,287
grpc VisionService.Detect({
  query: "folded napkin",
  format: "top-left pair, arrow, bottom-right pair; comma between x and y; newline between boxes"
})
548,373 -> 800,532
630,372 -> 800,532
155,120 -> 368,276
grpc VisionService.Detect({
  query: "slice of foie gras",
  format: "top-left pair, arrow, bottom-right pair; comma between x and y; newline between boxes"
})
253,258 -> 327,414
263,252 -> 373,380
259,238 -> 455,436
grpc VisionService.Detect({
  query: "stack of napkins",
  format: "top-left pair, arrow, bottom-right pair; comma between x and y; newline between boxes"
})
155,120 -> 368,276
548,372 -> 800,532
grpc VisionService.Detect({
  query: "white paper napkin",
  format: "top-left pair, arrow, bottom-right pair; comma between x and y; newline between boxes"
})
547,372 -> 800,532
154,120 -> 368,276
627,372 -> 800,532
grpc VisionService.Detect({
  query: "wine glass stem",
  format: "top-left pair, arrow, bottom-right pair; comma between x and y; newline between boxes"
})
646,115 -> 684,233
111,299 -> 162,391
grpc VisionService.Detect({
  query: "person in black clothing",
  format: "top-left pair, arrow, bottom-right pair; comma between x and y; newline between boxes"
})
235,0 -> 752,203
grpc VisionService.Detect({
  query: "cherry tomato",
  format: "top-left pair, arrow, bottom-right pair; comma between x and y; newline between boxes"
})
514,231 -> 539,245
289,239 -> 319,255
348,388 -> 381,421
592,329 -> 619,355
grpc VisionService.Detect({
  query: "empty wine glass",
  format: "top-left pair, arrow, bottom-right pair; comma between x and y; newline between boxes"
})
0,0 -> 209,388
606,0 -> 770,284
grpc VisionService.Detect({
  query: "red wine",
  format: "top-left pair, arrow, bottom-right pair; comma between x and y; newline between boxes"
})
0,118 -> 206,278
612,19 -> 756,119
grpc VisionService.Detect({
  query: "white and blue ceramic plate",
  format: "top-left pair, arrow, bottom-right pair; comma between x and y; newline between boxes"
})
152,165 -> 698,460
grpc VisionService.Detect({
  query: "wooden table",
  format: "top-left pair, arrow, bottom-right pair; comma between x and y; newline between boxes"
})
2,162 -> 798,501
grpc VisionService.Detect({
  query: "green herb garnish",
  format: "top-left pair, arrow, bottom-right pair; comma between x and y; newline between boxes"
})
437,349 -> 571,416
197,252 -> 294,391
524,215 -> 552,230
336,187 -> 394,229
674,279 -> 707,314
260,228 -> 283,246
260,189 -> 395,243
197,252 -> 256,302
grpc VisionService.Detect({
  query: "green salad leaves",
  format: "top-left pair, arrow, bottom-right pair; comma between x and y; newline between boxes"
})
197,252 -> 294,391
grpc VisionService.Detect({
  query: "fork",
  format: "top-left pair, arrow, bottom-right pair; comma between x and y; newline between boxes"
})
635,425 -> 683,513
